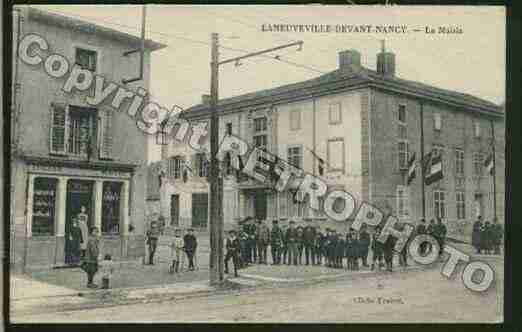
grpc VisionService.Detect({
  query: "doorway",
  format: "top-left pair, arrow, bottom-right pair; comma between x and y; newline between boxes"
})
192,193 -> 208,228
65,179 -> 94,263
253,190 -> 267,221
171,194 -> 180,227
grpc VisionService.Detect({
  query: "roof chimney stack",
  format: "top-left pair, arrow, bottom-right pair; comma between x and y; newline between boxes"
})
377,40 -> 395,77
202,94 -> 211,105
338,49 -> 361,72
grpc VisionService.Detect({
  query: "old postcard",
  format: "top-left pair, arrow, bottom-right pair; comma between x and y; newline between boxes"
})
7,4 -> 505,323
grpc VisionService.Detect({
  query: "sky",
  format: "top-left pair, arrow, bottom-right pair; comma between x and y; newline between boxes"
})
36,5 -> 506,162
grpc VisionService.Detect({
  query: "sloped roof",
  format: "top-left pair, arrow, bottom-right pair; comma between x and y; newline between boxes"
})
27,7 -> 166,52
184,65 -> 502,118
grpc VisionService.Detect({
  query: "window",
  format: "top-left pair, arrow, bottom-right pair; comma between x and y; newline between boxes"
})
253,117 -> 267,132
287,146 -> 302,169
290,109 -> 301,130
67,106 -> 97,157
434,113 -> 442,131
169,156 -> 183,179
455,149 -> 465,176
434,190 -> 445,219
398,104 -> 406,123
473,153 -> 483,176
327,138 -> 345,172
398,140 -> 409,170
253,135 -> 267,150
226,123 -> 232,135
474,120 -> 481,138
75,48 -> 97,72
101,182 -> 122,235
32,177 -> 58,236
195,153 -> 208,177
329,102 -> 342,125
456,191 -> 466,220
396,186 -> 409,218
398,123 -> 407,139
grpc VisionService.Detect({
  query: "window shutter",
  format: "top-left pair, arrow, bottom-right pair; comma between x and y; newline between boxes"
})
193,154 -> 200,177
99,108 -> 113,159
50,103 -> 68,154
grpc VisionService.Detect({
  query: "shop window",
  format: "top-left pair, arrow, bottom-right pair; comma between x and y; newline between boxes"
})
32,177 -> 58,236
101,182 -> 122,235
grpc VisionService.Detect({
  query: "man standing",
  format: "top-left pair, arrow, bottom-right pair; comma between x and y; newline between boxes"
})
285,221 -> 298,265
482,221 -> 492,255
246,218 -> 258,264
270,220 -> 284,265
472,216 -> 483,254
256,219 -> 270,264
315,227 -> 324,265
146,220 -> 160,265
303,221 -> 316,265
416,219 -> 428,255
434,218 -> 447,256
492,218 -> 503,255
224,230 -> 240,277
238,225 -> 249,268
371,225 -> 384,271
358,224 -> 371,268
427,219 -> 437,254
183,228 -> 198,271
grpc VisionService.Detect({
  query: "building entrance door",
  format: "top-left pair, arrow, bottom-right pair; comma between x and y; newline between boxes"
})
192,193 -> 208,229
253,190 -> 267,221
65,180 -> 94,263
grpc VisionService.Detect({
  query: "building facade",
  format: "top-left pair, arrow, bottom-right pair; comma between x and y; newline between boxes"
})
152,48 -> 504,239
11,7 -> 166,270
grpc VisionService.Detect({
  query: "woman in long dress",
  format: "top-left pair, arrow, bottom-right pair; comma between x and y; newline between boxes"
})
65,218 -> 83,265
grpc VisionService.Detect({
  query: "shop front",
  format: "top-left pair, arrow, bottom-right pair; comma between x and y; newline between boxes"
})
22,160 -> 137,269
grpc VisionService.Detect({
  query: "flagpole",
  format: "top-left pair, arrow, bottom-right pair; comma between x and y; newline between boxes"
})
420,102 -> 426,219
490,120 -> 497,219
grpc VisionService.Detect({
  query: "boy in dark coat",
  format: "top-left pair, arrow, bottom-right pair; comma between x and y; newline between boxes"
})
492,218 -> 503,255
358,224 -> 371,268
472,216 -> 483,254
81,227 -> 100,288
296,226 -> 304,265
183,228 -> 198,271
315,227 -> 324,265
416,219 -> 428,255
270,220 -> 284,265
371,225 -> 385,271
335,232 -> 345,269
345,231 -> 355,270
224,230 -> 240,277
383,234 -> 396,272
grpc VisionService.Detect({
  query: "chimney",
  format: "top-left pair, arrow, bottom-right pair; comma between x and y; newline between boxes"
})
376,40 -> 396,77
201,94 -> 211,105
338,49 -> 361,72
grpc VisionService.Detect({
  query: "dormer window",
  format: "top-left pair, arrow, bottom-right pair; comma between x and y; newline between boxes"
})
75,48 -> 97,72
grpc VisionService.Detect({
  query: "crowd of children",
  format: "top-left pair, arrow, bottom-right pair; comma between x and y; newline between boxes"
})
223,218 -> 426,276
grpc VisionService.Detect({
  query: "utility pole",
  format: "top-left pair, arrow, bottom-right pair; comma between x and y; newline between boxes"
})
490,120 -> 497,220
420,102 -> 426,220
208,33 -> 303,285
209,32 -> 223,285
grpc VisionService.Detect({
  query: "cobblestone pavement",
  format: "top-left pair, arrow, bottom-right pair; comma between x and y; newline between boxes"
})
13,255 -> 503,323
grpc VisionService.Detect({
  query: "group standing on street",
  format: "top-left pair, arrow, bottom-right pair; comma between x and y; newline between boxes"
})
472,216 -> 503,255
225,216 -> 452,275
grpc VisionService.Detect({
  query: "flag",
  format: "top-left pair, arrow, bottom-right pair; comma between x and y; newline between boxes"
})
484,153 -> 494,175
406,152 -> 416,185
425,153 -> 443,185
306,146 -> 326,176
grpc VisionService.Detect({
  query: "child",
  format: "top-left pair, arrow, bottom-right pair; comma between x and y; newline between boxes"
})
99,254 -> 114,289
345,231 -> 355,270
371,225 -> 385,271
170,229 -> 185,273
